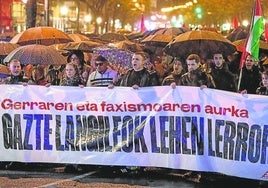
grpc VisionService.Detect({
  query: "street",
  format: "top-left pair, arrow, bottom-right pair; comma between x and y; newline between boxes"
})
0,163 -> 266,188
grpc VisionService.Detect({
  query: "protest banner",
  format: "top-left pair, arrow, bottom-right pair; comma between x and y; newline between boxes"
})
0,85 -> 267,181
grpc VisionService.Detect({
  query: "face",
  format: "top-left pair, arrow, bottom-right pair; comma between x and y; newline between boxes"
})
173,60 -> 183,73
262,73 -> 268,87
132,54 -> 145,71
70,54 -> 80,66
245,55 -> 255,70
65,64 -> 76,78
9,61 -> 22,76
213,54 -> 224,68
95,61 -> 108,73
186,59 -> 199,72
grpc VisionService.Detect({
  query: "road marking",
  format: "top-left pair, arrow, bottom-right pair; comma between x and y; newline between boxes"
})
35,171 -> 96,188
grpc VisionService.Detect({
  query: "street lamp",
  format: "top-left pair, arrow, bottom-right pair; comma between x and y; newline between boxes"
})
96,17 -> 102,34
60,6 -> 68,32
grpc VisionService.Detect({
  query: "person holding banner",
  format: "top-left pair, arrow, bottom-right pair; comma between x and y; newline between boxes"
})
86,55 -> 119,88
119,52 -> 159,89
210,53 -> 237,92
239,54 -> 261,94
3,59 -> 30,85
179,54 -> 215,89
2,58 -> 30,169
60,62 -> 84,87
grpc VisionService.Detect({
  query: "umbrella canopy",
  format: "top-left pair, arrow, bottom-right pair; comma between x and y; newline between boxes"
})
141,34 -> 173,47
63,41 -> 102,52
100,32 -> 128,43
68,33 -> 90,42
108,40 -> 143,52
233,39 -> 268,52
164,30 -> 236,58
0,41 -> 20,56
226,26 -> 249,42
144,27 -> 189,37
10,26 -> 73,46
4,44 -> 66,65
93,46 -> 133,69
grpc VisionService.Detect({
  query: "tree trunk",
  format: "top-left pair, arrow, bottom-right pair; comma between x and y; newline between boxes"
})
26,0 -> 37,29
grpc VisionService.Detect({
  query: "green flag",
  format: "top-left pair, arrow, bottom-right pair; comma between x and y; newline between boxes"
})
246,0 -> 265,61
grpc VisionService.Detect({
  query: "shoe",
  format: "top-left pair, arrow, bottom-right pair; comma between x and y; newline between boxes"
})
64,164 -> 78,173
5,162 -> 25,170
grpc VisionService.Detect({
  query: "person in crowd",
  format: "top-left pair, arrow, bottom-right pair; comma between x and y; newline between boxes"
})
144,55 -> 160,86
59,62 -> 84,172
86,55 -> 118,88
31,64 -> 51,86
162,57 -> 185,86
60,62 -> 84,87
210,53 -> 237,92
256,71 -> 268,95
2,58 -> 30,169
178,54 -> 215,89
261,58 -> 268,72
239,54 -> 261,94
119,51 -> 159,88
3,59 -> 30,85
154,53 -> 170,84
46,64 -> 64,85
67,50 -> 91,85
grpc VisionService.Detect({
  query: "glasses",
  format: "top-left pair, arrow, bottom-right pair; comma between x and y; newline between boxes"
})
96,63 -> 104,66
70,57 -> 79,61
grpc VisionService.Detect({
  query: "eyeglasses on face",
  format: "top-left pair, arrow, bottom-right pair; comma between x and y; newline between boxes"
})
70,57 -> 79,61
96,62 -> 104,66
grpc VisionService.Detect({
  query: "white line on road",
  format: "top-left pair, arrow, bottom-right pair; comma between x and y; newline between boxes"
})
35,171 -> 97,188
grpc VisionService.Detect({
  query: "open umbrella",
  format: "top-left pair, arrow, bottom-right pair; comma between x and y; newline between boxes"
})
226,26 -> 249,42
0,41 -> 20,55
63,41 -> 102,52
100,32 -> 128,43
10,26 -> 73,46
164,30 -> 236,58
4,44 -> 66,65
93,46 -> 133,69
68,33 -> 90,42
141,34 -> 173,47
108,40 -> 143,52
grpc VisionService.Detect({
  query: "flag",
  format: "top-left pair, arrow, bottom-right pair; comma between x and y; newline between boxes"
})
265,23 -> 268,42
233,15 -> 239,29
140,13 -> 146,32
245,0 -> 265,61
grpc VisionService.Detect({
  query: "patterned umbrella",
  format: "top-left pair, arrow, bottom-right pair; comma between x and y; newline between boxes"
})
4,44 -> 66,65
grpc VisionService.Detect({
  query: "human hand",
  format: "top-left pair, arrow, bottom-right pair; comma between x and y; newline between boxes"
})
240,89 -> 247,94
108,83 -> 114,89
200,85 -> 207,90
170,82 -> 176,89
132,84 -> 139,89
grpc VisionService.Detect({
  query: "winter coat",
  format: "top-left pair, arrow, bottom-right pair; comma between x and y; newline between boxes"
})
210,63 -> 238,92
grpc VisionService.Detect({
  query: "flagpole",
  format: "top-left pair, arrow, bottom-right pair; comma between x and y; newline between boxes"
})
237,0 -> 258,91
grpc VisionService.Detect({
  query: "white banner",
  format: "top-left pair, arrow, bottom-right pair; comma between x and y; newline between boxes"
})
0,85 -> 267,181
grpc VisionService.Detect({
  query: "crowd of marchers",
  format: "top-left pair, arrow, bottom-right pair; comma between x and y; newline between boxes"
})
1,48 -> 268,176
1,49 -> 267,95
